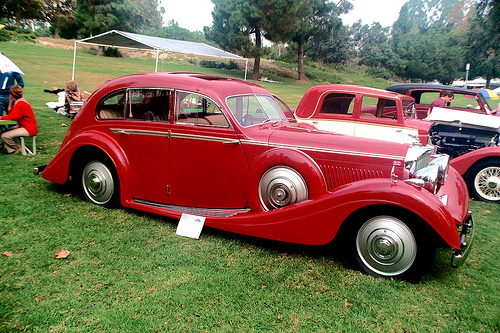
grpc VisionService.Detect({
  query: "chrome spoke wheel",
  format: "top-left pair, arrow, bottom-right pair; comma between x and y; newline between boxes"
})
258,166 -> 308,211
82,161 -> 115,205
356,216 -> 417,277
474,165 -> 500,202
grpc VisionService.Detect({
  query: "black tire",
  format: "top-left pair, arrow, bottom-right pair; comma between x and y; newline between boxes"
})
353,214 -> 435,283
81,160 -> 119,206
467,160 -> 500,203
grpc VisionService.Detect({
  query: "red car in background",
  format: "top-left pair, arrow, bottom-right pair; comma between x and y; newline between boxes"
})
36,73 -> 473,282
294,84 -> 500,203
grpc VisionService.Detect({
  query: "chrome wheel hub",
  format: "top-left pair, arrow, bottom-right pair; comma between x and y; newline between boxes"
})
356,216 -> 417,276
82,161 -> 114,205
259,166 -> 308,211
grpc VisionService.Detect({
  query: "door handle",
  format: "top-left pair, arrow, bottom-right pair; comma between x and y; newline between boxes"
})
223,139 -> 240,144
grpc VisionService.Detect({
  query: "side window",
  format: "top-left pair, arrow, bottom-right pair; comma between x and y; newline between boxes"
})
97,89 -> 126,120
360,96 -> 397,120
418,92 -> 440,106
175,92 -> 229,127
126,89 -> 170,122
320,93 -> 355,115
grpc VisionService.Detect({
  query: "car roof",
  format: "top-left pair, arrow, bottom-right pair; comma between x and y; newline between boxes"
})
305,84 -> 407,99
386,83 -> 478,95
95,72 -> 271,100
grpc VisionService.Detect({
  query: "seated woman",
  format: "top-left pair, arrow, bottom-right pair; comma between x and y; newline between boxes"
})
65,80 -> 82,102
0,85 -> 37,154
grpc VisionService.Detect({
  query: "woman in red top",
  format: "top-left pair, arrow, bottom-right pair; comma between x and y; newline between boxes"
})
0,85 -> 37,154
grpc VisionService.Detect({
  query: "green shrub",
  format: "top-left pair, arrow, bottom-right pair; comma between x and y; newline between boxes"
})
200,60 -> 239,70
365,67 -> 392,80
0,25 -> 37,43
104,47 -> 123,57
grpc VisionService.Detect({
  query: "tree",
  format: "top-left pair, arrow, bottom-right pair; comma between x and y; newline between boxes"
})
43,0 -> 76,38
1,0 -> 44,26
265,0 -> 352,80
151,20 -> 206,42
75,0 -> 163,37
130,0 -> 163,32
464,0 -> 500,87
308,23 -> 352,64
351,22 -> 392,68
206,0 -> 271,80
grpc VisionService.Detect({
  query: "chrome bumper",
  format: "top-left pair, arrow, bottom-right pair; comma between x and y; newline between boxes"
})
33,165 -> 47,175
451,212 -> 474,268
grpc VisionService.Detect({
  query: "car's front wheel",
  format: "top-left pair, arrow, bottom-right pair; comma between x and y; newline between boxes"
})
354,214 -> 435,282
81,160 -> 119,206
468,160 -> 500,203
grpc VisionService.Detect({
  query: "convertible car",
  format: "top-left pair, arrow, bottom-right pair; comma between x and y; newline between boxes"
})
36,73 -> 473,282
385,83 -> 496,119
294,84 -> 500,203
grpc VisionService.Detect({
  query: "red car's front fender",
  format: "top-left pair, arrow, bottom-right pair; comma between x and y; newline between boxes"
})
450,146 -> 500,175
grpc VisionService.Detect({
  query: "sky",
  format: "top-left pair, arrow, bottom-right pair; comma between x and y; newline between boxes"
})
160,0 -> 409,32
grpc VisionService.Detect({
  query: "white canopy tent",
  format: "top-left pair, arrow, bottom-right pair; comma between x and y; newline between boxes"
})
72,30 -> 248,80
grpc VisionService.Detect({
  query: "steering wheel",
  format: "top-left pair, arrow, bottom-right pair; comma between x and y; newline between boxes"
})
241,114 -> 254,126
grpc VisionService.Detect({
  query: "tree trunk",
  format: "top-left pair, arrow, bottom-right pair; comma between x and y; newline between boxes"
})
54,16 -> 60,39
297,38 -> 305,81
252,28 -> 262,81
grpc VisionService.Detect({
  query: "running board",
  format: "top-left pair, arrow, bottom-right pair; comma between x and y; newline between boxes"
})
132,199 -> 251,217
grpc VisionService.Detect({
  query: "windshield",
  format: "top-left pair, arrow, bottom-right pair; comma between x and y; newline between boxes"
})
402,99 -> 416,118
226,94 -> 287,127
477,94 -> 492,113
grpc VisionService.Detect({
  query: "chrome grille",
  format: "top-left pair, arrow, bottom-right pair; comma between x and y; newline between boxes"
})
405,145 -> 432,176
321,165 -> 384,190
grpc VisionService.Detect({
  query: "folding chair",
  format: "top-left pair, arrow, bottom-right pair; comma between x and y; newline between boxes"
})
65,93 -> 84,119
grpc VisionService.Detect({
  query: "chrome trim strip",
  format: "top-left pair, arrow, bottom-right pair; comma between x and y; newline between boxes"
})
171,132 -> 240,144
110,128 -> 170,137
110,128 -> 403,159
240,139 -> 404,160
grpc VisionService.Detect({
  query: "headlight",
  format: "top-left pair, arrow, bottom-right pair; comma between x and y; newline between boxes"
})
429,154 -> 450,185
413,164 -> 441,194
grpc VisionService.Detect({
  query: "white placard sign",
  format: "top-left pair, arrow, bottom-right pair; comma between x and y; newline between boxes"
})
176,213 -> 206,239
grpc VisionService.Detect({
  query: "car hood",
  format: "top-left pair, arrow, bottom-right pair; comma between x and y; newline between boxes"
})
268,125 -> 410,160
427,107 -> 500,130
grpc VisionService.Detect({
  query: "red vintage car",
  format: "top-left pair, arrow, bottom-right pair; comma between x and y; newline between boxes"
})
294,84 -> 500,203
36,73 -> 473,282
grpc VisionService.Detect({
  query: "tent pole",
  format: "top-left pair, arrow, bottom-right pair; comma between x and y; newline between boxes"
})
72,41 -> 77,80
155,49 -> 159,72
244,59 -> 248,81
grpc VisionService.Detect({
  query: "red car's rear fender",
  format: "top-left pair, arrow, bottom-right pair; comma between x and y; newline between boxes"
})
42,131 -> 131,202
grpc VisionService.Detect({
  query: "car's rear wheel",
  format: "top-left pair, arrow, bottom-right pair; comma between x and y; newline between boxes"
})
354,214 -> 435,282
469,160 -> 500,203
81,160 -> 118,206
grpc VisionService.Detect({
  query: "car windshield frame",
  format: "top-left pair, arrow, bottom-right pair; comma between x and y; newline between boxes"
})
402,98 -> 416,119
226,93 -> 288,127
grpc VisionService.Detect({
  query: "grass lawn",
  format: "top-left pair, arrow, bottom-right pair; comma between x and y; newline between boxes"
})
1,41 -> 499,332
